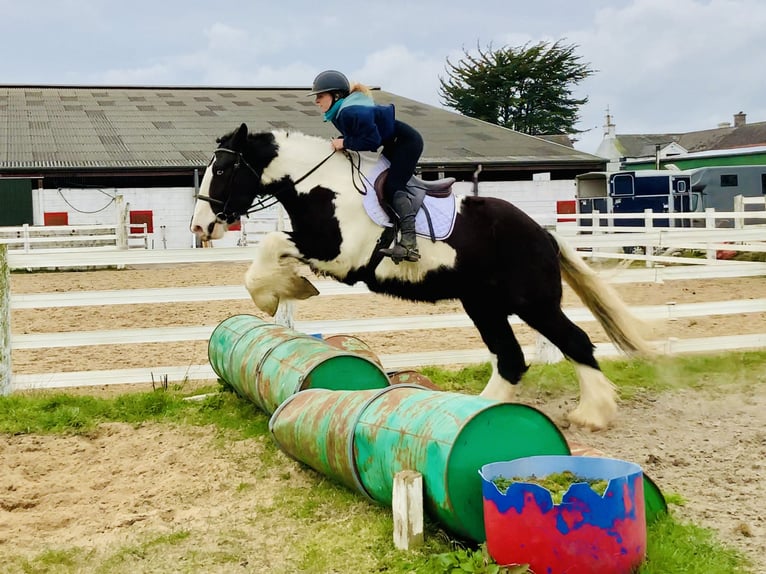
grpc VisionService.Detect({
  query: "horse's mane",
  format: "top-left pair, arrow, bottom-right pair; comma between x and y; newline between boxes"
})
271,130 -> 331,149
214,124 -> 369,188
215,124 -> 333,156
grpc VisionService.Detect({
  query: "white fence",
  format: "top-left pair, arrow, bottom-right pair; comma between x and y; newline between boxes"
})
31,186 -> 198,250
0,222 -> 149,252
1,218 -> 765,393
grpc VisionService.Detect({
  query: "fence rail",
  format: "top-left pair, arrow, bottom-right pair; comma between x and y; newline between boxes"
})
0,223 -> 149,252
11,298 -> 766,350
2,222 -> 765,393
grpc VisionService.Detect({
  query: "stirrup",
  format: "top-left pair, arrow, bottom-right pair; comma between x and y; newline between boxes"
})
379,243 -> 420,264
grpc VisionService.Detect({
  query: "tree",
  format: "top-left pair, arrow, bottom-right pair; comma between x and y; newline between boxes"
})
439,40 -> 595,136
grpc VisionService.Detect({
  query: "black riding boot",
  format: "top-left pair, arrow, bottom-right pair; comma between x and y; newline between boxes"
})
379,191 -> 420,263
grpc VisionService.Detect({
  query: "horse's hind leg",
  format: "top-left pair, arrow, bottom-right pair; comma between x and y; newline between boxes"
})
461,297 -> 527,402
519,306 -> 618,431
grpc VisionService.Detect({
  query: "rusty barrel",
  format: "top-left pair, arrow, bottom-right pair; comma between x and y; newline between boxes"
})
353,387 -> 571,542
323,334 -> 384,368
269,384 -> 570,542
268,387 -> 406,494
208,315 -> 389,414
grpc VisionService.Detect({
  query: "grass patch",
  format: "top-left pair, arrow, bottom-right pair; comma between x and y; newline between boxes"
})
0,382 -> 268,437
2,352 -> 762,573
422,350 -> 766,401
641,514 -> 750,573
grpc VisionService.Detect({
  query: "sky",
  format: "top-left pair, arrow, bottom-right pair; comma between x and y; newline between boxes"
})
2,0 -> 765,154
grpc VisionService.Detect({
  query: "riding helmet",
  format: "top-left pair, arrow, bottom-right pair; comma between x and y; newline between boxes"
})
308,70 -> 350,97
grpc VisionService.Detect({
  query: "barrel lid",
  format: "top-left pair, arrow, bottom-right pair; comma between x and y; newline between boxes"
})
444,403 -> 571,542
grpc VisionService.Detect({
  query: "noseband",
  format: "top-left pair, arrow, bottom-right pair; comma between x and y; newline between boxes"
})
195,147 -> 277,225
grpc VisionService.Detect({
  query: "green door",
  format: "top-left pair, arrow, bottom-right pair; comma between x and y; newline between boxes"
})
0,179 -> 33,226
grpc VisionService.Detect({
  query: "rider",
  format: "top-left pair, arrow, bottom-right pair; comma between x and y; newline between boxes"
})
309,70 -> 423,263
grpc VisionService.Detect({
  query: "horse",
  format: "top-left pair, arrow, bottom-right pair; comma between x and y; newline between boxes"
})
190,123 -> 652,431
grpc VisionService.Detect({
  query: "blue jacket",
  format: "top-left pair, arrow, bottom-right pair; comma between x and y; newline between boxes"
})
324,91 -> 395,152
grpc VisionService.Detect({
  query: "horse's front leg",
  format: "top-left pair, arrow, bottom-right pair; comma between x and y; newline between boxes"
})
244,232 -> 319,315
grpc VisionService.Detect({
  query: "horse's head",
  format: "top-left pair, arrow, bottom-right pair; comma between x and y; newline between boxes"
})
190,123 -> 279,240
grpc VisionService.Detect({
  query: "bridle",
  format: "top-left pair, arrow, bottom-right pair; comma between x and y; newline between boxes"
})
195,146 -> 336,225
195,147 -> 275,225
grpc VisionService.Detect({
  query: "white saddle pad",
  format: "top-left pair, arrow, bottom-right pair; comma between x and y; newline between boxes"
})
361,158 -> 458,241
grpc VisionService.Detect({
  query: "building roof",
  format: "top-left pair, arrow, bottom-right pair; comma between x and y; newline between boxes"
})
0,85 -> 603,176
612,119 -> 766,159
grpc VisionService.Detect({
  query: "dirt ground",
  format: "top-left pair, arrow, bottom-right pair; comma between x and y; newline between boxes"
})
3,263 -> 766,572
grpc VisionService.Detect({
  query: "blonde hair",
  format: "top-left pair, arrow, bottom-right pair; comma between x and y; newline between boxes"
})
349,82 -> 373,97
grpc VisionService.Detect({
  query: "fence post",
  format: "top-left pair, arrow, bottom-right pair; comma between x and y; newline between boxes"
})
0,245 -> 11,395
275,301 -> 295,330
115,195 -> 128,250
704,208 -> 716,261
535,335 -> 564,364
733,195 -> 745,230
590,210 -> 601,261
22,223 -> 30,253
644,209 -> 654,268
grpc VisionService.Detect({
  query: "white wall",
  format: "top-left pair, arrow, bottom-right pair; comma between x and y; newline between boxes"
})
453,179 -> 577,227
30,179 -> 575,249
33,187 -> 198,249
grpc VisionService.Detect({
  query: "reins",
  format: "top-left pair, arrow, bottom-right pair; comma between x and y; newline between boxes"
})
195,147 -> 336,224
344,150 -> 370,195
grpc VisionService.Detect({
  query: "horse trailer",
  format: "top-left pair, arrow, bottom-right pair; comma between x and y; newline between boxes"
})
575,166 -> 766,230
575,170 -> 695,228
688,165 -> 766,220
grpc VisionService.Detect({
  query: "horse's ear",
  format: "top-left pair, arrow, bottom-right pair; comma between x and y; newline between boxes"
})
233,123 -> 249,147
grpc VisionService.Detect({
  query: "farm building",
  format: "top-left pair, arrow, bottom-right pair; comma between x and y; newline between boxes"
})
0,84 -> 605,247
596,111 -> 766,169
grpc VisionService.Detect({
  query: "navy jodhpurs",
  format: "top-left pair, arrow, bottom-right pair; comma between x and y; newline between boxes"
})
381,120 -> 423,204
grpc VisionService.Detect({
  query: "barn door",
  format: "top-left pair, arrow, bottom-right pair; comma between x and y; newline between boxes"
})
0,179 -> 33,226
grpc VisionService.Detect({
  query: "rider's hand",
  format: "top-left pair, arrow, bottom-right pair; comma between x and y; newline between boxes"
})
330,137 -> 344,151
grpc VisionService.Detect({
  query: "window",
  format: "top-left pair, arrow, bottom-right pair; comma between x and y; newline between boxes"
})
761,173 -> 766,195
611,174 -> 634,197
720,174 -> 738,187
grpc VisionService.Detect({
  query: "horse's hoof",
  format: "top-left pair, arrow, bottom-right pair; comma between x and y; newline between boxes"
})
566,407 -> 615,432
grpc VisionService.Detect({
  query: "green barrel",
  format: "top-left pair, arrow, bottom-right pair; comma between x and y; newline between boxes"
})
353,386 -> 571,542
208,314 -> 268,390
323,334 -> 383,368
268,388 -> 410,494
208,315 -> 389,414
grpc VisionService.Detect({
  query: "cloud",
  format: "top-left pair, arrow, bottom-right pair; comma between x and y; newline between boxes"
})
353,46 -> 448,107
572,0 -> 766,151
5,0 -> 765,159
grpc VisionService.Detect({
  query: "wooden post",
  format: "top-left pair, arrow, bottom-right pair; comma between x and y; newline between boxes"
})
0,245 -> 11,395
704,208 -> 716,261
392,470 -> 424,550
535,334 -> 563,364
733,194 -> 745,230
644,208 -> 654,268
590,209 -> 600,262
115,195 -> 128,250
274,300 -> 295,330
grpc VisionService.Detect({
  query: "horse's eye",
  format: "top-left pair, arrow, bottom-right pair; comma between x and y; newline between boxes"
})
215,169 -> 224,176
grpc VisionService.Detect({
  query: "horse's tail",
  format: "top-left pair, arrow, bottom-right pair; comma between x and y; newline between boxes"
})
551,231 -> 654,357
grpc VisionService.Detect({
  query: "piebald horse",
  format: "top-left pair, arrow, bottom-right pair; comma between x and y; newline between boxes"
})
191,123 -> 651,430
